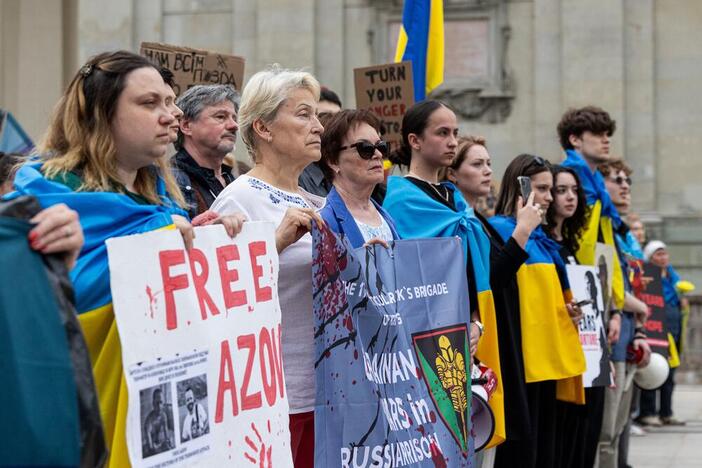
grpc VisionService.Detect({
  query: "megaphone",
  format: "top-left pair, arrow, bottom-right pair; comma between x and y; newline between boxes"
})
634,352 -> 670,390
471,364 -> 496,452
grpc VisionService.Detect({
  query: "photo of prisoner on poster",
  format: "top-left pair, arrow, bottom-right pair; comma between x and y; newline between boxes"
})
567,264 -> 611,387
139,383 -> 175,458
177,375 -> 210,443
595,243 -> 615,313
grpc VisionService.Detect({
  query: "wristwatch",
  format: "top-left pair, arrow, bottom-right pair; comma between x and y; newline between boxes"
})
471,319 -> 484,336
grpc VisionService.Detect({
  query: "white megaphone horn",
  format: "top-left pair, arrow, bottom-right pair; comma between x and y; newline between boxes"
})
471,364 -> 497,452
634,352 -> 670,390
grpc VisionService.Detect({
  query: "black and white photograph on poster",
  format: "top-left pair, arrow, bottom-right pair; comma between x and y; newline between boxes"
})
139,383 -> 175,459
177,375 -> 210,443
567,264 -> 611,387
595,243 -> 615,313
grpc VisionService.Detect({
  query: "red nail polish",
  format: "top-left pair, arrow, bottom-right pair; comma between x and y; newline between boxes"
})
28,231 -> 38,241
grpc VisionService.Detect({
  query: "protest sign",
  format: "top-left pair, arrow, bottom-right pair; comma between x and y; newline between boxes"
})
566,264 -> 611,387
594,243 -> 615,313
107,223 -> 292,468
140,42 -> 245,95
312,223 -> 474,467
354,61 -> 414,152
637,264 -> 670,357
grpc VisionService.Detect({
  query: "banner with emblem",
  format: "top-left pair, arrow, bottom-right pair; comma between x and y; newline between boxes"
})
312,223 -> 474,467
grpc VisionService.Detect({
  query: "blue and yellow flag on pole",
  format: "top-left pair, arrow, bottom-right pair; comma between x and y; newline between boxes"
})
394,0 -> 444,101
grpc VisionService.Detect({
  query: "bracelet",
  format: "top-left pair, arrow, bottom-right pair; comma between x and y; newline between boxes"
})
471,320 -> 484,336
610,310 -> 622,318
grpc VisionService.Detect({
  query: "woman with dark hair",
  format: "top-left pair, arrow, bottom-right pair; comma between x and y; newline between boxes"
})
318,109 -> 399,247
383,100 -> 507,451
489,154 -> 586,468
546,164 -> 606,468
12,50 -> 243,465
443,136 -> 542,463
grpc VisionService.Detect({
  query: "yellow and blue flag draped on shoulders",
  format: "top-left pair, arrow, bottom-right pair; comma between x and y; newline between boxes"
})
394,0 -> 444,101
383,175 -> 506,447
489,216 -> 586,393
562,150 -> 624,310
12,163 -> 186,467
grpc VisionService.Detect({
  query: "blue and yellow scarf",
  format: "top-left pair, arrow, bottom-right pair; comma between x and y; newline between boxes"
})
489,216 -> 586,398
12,163 -> 186,467
383,175 -> 506,447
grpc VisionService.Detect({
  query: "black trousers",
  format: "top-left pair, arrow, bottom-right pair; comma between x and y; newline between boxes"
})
495,380 -> 557,468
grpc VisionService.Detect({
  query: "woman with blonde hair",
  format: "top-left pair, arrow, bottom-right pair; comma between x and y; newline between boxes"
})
12,50 -> 242,465
211,66 -> 325,468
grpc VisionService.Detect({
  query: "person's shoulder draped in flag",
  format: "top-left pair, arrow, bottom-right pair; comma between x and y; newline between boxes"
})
383,100 -> 506,449
557,106 -> 625,311
11,51 -> 244,466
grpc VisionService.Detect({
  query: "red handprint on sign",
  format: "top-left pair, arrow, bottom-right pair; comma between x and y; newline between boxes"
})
244,421 -> 272,468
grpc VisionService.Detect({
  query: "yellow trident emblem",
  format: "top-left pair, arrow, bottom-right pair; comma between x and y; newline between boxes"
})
435,335 -> 468,444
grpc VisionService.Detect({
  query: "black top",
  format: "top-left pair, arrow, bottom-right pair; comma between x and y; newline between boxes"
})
406,176 -> 479,315
172,148 -> 235,219
475,211 -> 532,441
298,162 -> 332,198
406,176 -> 456,210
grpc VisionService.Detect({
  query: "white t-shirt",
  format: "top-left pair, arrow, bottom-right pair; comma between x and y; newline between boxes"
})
210,175 -> 325,413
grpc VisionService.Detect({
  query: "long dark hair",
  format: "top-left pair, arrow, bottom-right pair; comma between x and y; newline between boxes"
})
389,100 -> 448,167
546,165 -> 588,253
494,154 -> 552,217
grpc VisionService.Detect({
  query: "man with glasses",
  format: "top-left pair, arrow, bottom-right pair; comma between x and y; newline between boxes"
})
599,159 -> 652,468
173,84 -> 240,219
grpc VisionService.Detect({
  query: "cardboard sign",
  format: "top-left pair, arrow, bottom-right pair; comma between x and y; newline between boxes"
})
107,223 -> 292,467
354,61 -> 414,152
140,42 -> 245,95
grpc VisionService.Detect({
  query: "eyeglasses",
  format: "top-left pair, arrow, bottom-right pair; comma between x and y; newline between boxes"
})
339,140 -> 389,160
609,176 -> 632,186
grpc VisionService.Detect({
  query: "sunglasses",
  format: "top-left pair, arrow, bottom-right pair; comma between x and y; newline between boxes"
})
529,155 -> 549,168
339,140 -> 389,160
609,176 -> 632,186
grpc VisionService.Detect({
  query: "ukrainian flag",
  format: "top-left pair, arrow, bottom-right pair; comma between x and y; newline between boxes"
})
394,0 -> 444,101
562,150 -> 625,310
490,217 -> 586,388
384,176 -> 506,447
13,163 -> 186,467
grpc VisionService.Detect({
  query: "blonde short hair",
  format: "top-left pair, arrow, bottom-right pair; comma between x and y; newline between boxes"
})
238,65 -> 320,159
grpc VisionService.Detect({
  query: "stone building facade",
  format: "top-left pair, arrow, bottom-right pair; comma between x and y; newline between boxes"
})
2,0 -> 701,278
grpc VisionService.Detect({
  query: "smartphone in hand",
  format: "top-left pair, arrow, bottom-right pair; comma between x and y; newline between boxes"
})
517,176 -> 532,202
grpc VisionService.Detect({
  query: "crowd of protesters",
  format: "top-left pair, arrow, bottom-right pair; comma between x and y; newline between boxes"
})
0,50 -> 693,468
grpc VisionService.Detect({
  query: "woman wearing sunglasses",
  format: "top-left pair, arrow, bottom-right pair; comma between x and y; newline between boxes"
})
383,100 -> 506,455
490,154 -> 586,468
318,109 -> 399,247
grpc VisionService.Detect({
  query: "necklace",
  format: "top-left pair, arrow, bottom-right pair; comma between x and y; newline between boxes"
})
406,172 -> 450,203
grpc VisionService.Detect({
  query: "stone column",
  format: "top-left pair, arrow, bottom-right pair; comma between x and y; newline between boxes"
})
560,0 -> 625,157
532,0 -> 563,159
623,0 -> 656,212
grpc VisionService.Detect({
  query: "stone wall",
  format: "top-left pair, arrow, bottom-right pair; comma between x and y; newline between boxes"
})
2,0 -> 701,219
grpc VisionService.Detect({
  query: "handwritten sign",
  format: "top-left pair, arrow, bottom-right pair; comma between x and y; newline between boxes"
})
140,42 -> 245,96
107,223 -> 292,467
354,61 -> 414,152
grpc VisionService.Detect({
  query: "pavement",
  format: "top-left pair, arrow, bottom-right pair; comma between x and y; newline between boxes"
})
628,384 -> 702,468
